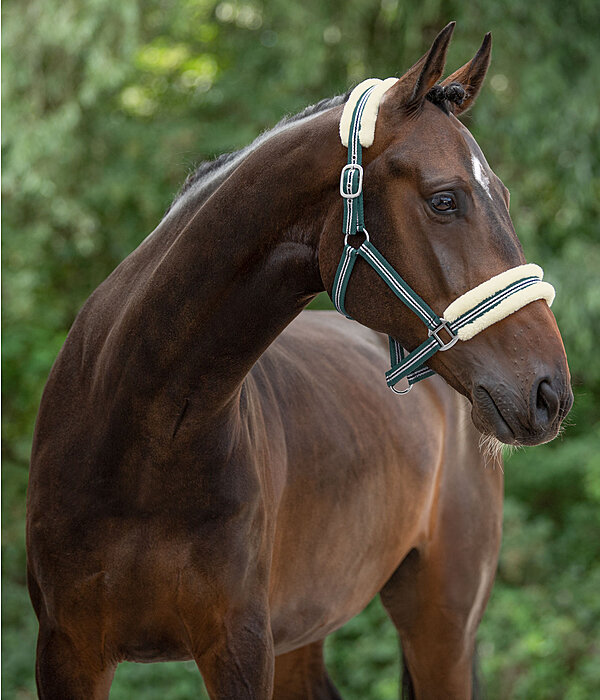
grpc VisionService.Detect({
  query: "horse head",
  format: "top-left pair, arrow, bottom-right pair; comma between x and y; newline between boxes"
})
320,23 -> 572,446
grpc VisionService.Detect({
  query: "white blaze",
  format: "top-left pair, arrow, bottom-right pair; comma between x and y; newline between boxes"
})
471,154 -> 493,200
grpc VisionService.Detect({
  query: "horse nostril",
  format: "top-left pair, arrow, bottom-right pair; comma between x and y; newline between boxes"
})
534,379 -> 560,428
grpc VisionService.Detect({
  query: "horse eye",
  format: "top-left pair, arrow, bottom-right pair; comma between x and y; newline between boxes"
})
429,192 -> 457,213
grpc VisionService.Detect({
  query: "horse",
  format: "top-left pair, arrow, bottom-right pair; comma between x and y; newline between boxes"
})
27,23 -> 572,699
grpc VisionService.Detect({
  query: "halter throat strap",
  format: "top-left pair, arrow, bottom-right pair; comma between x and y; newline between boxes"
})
332,79 -> 555,394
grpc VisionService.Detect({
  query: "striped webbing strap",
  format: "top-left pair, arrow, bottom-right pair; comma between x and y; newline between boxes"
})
332,80 -> 555,394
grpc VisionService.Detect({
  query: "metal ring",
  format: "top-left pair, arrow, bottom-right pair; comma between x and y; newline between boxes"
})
390,377 -> 412,395
344,228 -> 370,247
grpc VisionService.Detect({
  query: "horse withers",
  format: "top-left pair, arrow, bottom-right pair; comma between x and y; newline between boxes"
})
27,23 -> 572,699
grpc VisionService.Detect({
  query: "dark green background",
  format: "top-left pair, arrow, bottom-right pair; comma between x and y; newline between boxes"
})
3,1 -> 599,697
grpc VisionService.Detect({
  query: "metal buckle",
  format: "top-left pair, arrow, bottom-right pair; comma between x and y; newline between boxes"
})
428,319 -> 459,351
390,377 -> 412,395
339,163 -> 363,199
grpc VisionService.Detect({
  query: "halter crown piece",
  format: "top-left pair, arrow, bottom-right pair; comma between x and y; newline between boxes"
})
332,79 -> 556,394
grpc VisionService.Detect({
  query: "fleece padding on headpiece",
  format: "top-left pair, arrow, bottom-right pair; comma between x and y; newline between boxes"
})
443,263 -> 556,342
339,77 -> 399,147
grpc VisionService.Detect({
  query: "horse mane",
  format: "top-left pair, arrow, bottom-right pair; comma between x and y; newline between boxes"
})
166,92 -> 350,213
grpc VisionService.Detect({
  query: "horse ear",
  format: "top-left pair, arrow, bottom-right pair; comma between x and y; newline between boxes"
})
390,22 -> 455,111
442,33 -> 492,114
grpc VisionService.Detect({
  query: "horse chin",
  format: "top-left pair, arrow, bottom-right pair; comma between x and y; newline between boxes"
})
477,433 -> 516,462
471,386 -> 517,445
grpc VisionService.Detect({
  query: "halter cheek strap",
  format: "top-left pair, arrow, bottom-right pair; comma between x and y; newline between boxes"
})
332,79 -> 555,394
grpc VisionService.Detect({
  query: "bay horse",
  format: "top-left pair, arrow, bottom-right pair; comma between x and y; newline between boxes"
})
27,23 -> 572,699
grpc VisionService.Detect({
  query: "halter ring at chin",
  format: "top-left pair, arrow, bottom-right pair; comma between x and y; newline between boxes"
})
331,78 -> 556,395
390,378 -> 413,395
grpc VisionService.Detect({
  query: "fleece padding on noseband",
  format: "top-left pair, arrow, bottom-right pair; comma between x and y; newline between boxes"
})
443,264 -> 555,341
339,78 -> 399,147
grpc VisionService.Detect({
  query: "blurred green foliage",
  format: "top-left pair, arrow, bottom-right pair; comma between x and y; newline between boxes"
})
2,0 -> 599,698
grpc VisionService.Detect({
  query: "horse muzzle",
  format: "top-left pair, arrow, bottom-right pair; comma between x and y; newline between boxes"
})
471,370 -> 573,446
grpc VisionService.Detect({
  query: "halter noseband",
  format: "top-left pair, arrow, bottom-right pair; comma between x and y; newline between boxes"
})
332,79 -> 555,394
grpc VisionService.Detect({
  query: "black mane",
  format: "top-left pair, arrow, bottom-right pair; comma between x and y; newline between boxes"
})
167,92 -> 350,212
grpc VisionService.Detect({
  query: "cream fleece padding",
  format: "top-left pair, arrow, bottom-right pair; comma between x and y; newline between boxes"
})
450,282 -> 556,341
340,77 -> 399,147
442,263 -> 555,342
444,264 -> 547,320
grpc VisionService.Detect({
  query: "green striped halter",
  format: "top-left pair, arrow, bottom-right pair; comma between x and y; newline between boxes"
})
332,79 -> 555,394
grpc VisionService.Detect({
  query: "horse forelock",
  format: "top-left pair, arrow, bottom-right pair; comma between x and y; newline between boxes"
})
425,81 -> 467,115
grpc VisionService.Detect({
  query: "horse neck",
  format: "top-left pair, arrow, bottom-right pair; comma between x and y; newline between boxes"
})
133,108 -> 343,410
